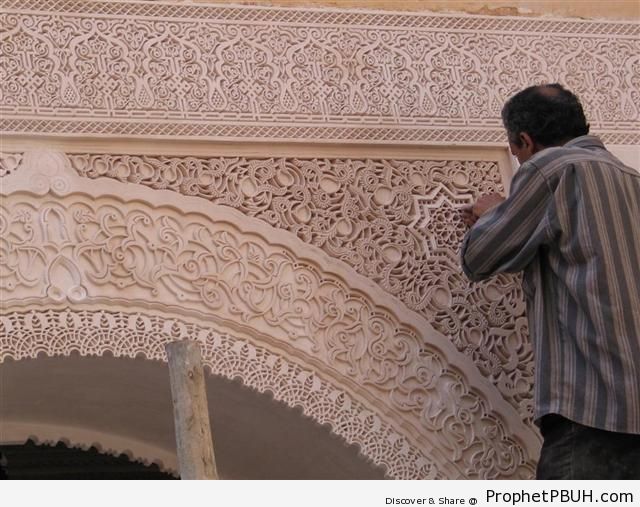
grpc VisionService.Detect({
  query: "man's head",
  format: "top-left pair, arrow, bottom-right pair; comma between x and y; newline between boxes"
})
501,84 -> 590,163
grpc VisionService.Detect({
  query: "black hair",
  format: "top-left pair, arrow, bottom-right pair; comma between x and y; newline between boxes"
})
501,83 -> 590,147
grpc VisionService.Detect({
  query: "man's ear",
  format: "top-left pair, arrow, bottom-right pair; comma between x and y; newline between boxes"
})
519,132 -> 535,151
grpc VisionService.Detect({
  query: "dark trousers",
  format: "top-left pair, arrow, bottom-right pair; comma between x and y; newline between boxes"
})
536,414 -> 640,479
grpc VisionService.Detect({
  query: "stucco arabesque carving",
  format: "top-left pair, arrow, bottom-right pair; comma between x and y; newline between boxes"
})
1,0 -> 638,145
0,149 -> 70,195
0,156 -> 538,479
67,152 -> 534,423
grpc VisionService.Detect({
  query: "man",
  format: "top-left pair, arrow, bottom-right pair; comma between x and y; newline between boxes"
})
460,84 -> 640,479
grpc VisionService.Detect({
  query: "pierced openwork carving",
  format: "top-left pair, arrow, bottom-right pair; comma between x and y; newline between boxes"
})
69,153 -> 534,420
0,193 -> 535,478
1,0 -> 638,145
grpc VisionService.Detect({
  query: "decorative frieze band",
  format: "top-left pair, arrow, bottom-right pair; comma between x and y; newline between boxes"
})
3,0 -> 638,36
1,0 -> 638,144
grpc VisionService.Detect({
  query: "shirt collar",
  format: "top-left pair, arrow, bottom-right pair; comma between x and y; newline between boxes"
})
563,135 -> 606,150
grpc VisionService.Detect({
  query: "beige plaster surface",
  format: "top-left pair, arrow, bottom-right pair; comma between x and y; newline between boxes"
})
189,0 -> 640,20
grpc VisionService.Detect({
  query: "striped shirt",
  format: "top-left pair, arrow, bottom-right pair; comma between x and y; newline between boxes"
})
461,135 -> 640,434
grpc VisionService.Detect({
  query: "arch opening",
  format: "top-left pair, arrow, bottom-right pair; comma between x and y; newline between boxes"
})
0,354 -> 388,479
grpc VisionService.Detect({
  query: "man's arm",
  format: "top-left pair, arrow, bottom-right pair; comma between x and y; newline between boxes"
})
461,162 -> 556,282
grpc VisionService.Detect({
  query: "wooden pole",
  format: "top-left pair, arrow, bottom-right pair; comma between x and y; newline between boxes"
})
165,340 -> 218,480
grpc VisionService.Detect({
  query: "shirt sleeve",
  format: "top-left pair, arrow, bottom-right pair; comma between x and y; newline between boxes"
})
460,161 -> 556,282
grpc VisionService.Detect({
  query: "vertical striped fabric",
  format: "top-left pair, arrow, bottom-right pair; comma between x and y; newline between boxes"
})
461,136 -> 640,434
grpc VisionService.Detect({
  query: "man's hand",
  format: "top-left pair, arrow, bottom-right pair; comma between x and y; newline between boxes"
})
462,192 -> 505,227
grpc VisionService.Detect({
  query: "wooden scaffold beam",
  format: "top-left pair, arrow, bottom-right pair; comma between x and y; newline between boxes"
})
165,340 -> 218,480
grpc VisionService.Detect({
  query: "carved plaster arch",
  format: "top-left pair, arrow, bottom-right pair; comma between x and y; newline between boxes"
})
0,148 -> 539,478
61,149 -> 534,421
1,309 -> 446,479
2,146 -> 536,423
0,308 -> 537,479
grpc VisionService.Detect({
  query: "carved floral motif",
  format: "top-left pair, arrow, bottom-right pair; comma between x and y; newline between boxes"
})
1,1 -> 638,144
69,154 -> 534,420
0,153 -> 23,177
0,195 -> 535,478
